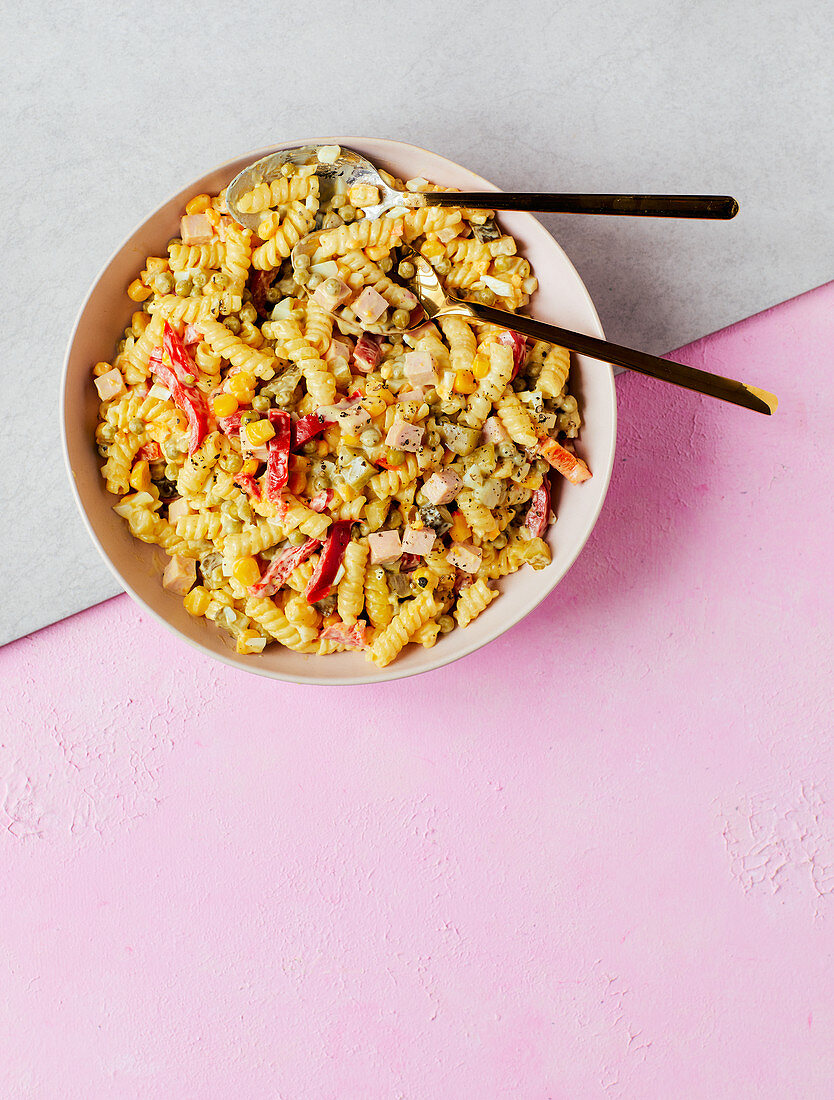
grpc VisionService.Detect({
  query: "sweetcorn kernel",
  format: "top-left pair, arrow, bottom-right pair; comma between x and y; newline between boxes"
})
471,354 -> 490,380
212,393 -> 239,418
93,361 -> 112,376
421,239 -> 445,260
232,556 -> 261,587
362,395 -> 387,418
186,193 -> 212,215
244,419 -> 276,447
241,458 -> 259,475
449,511 -> 471,542
129,459 -> 151,493
127,279 -> 151,302
228,373 -> 256,402
183,586 -> 211,617
453,369 -> 477,394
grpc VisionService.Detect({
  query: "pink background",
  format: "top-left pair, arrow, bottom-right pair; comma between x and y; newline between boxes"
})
2,283 -> 832,1098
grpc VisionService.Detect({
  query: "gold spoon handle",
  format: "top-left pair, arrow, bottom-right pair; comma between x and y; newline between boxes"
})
459,300 -> 777,415
425,192 -> 739,219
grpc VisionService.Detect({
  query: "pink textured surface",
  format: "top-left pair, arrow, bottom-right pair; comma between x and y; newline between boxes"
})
2,284 -> 833,1098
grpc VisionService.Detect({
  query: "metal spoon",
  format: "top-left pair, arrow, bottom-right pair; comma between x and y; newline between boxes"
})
226,144 -> 739,229
398,247 -> 777,416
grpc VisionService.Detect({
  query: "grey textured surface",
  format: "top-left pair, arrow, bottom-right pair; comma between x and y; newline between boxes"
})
1,0 -> 831,646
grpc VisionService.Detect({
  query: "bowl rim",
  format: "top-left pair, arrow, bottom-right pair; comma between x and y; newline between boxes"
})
61,135 -> 617,685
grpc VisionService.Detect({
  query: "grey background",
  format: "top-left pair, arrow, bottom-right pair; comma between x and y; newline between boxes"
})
1,0 -> 831,645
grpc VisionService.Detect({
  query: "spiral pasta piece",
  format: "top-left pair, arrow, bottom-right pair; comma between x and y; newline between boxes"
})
102,431 -> 143,494
244,596 -> 307,650
270,318 -> 336,407
238,174 -> 319,214
283,592 -> 321,644
368,590 -> 439,667
176,432 -> 222,496
366,454 -> 420,500
304,297 -> 334,353
496,391 -> 539,449
221,222 -> 252,296
439,316 -> 476,375
154,294 -> 221,326
222,518 -> 286,561
403,207 -> 462,241
445,238 -> 492,289
537,344 -> 571,398
169,241 -> 225,272
454,578 -> 498,628
337,539 -> 369,624
364,564 -> 393,628
197,318 -> 275,375
311,217 -> 404,260
251,203 -> 316,270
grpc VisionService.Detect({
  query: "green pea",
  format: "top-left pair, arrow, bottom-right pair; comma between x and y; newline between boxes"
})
97,443 -> 109,457
288,529 -> 307,545
295,267 -> 310,286
153,273 -> 174,294
239,411 -> 258,426
323,277 -> 341,296
386,449 -> 405,467
99,424 -> 115,443
252,394 -> 270,413
191,271 -> 208,289
307,273 -> 322,291
435,258 -> 451,276
438,615 -> 455,634
175,277 -> 193,297
116,339 -> 126,353
302,440 -> 319,456
226,452 -> 243,473
360,428 -> 381,449
225,316 -> 241,334
378,256 -> 393,273
265,285 -> 282,303
165,462 -> 179,480
128,418 -> 144,434
294,253 -> 311,270
493,255 -> 512,273
474,286 -> 496,305
392,309 -> 410,329
398,260 -> 416,279
340,204 -> 356,222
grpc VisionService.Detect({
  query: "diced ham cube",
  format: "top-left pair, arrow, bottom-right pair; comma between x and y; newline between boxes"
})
353,332 -> 382,373
162,554 -> 196,595
313,277 -> 352,312
384,419 -> 424,452
399,387 -> 426,404
94,367 -> 126,402
352,286 -> 388,325
324,338 -> 353,362
368,529 -> 402,565
401,526 -> 436,556
422,469 -> 462,505
180,214 -> 213,246
447,542 -> 482,574
481,416 -> 509,444
166,497 -> 191,524
404,350 -> 438,388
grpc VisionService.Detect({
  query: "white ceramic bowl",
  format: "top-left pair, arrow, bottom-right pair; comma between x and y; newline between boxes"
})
62,137 -> 616,685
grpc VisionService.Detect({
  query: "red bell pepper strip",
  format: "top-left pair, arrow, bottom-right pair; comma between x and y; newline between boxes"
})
265,410 -> 292,501
399,553 -> 420,573
148,346 -> 207,456
250,537 -> 321,596
308,488 -> 333,513
320,619 -> 368,649
523,479 -> 551,537
233,473 -> 261,500
138,441 -> 162,463
217,410 -> 243,438
163,322 -> 200,384
535,434 -> 592,484
247,269 -> 278,318
292,412 -> 333,450
304,520 -> 353,604
497,329 -> 528,379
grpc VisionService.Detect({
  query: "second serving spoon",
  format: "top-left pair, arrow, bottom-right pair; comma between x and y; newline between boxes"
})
395,247 -> 776,416
226,144 -> 739,228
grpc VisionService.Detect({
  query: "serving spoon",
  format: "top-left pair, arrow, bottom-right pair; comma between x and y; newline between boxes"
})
395,247 -> 776,415
226,144 -> 739,228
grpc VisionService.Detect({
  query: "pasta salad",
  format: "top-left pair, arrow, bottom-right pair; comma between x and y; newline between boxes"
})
93,149 -> 590,666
